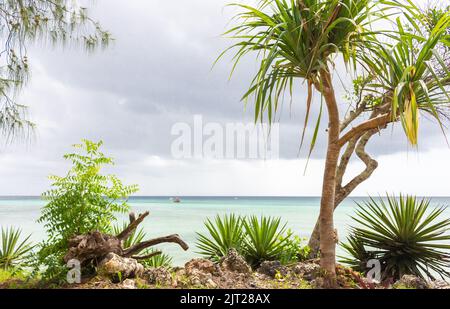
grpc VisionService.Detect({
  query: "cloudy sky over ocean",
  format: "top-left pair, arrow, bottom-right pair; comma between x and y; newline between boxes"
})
0,0 -> 449,196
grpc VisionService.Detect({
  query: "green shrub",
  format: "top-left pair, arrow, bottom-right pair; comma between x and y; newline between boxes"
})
242,216 -> 291,267
0,227 -> 33,271
196,214 -> 305,267
278,230 -> 310,265
196,214 -> 244,262
340,195 -> 450,280
35,140 -> 139,281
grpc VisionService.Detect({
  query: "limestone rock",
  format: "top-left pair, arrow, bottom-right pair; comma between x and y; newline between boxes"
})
98,253 -> 144,282
144,267 -> 173,286
185,258 -> 221,276
393,275 -> 428,289
292,262 -> 320,280
219,249 -> 252,274
257,261 -> 288,278
428,280 -> 450,289
120,279 -> 136,289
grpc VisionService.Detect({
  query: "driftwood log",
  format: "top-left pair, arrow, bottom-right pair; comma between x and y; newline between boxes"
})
64,211 -> 189,267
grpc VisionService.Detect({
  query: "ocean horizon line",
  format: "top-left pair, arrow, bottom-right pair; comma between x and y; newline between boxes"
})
1,195 -> 450,199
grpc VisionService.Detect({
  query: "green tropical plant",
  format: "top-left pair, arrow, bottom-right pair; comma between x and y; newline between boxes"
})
218,0 -> 450,282
339,234 -> 378,273
0,227 -> 34,270
242,216 -> 291,267
140,251 -> 173,268
196,214 -> 244,262
35,139 -> 139,281
279,230 -> 311,264
341,195 -> 450,280
196,214 -> 303,267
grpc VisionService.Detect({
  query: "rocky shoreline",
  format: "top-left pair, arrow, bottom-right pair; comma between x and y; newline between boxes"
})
61,249 -> 450,290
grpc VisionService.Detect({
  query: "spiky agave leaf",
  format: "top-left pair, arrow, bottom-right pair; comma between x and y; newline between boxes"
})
195,214 -> 245,262
0,227 -> 34,270
242,216 -> 290,267
139,250 -> 173,268
111,222 -> 146,249
342,195 -> 450,280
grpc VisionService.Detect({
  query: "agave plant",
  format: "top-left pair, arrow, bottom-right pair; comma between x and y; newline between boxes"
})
341,195 -> 450,280
242,216 -> 290,267
195,214 -> 244,262
140,251 -> 173,268
0,227 -> 34,270
340,234 -> 378,273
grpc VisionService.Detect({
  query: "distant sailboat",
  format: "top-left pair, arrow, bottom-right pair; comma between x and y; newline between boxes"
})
171,197 -> 181,203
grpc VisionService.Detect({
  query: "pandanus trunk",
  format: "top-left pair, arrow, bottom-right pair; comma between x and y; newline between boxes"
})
317,68 -> 340,285
309,194 -> 344,257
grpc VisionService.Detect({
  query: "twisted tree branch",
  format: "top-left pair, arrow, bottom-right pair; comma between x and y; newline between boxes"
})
132,250 -> 162,260
116,211 -> 150,241
123,234 -> 189,257
337,129 -> 379,201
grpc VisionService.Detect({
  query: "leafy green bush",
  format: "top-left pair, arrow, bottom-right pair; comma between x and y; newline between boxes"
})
196,214 -> 307,267
340,195 -> 450,280
35,140 -> 139,281
279,230 -> 311,265
0,227 -> 33,270
196,214 -> 244,262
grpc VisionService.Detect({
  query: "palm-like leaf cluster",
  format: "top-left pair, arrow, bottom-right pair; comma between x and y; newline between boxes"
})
0,227 -> 34,270
341,195 -> 450,280
222,0 -> 377,125
221,0 -> 450,148
196,214 -> 300,267
360,3 -> 450,145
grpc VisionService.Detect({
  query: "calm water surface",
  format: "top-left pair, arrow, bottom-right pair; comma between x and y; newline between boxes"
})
1,196 -> 449,265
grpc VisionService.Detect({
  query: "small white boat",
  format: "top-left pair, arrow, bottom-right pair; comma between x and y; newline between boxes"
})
171,197 -> 181,203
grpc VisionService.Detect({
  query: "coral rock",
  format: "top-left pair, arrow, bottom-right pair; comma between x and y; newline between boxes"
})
257,261 -> 288,278
429,280 -> 450,289
98,253 -> 144,282
185,258 -> 220,276
219,249 -> 252,274
292,262 -> 320,280
120,279 -> 136,289
144,267 -> 173,286
393,275 -> 428,289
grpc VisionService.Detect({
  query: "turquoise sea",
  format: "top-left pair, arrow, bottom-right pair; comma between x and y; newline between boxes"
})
1,196 -> 450,266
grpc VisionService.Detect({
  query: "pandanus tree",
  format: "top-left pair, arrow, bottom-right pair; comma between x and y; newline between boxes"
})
219,0 -> 450,285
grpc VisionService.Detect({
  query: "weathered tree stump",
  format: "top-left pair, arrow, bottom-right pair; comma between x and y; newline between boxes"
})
64,211 -> 189,273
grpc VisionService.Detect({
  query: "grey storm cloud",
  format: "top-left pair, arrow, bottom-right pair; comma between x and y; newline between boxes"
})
25,0 -> 447,161
0,0 -> 448,196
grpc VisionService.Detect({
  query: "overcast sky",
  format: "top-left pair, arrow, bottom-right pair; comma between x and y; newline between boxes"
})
0,0 -> 449,196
